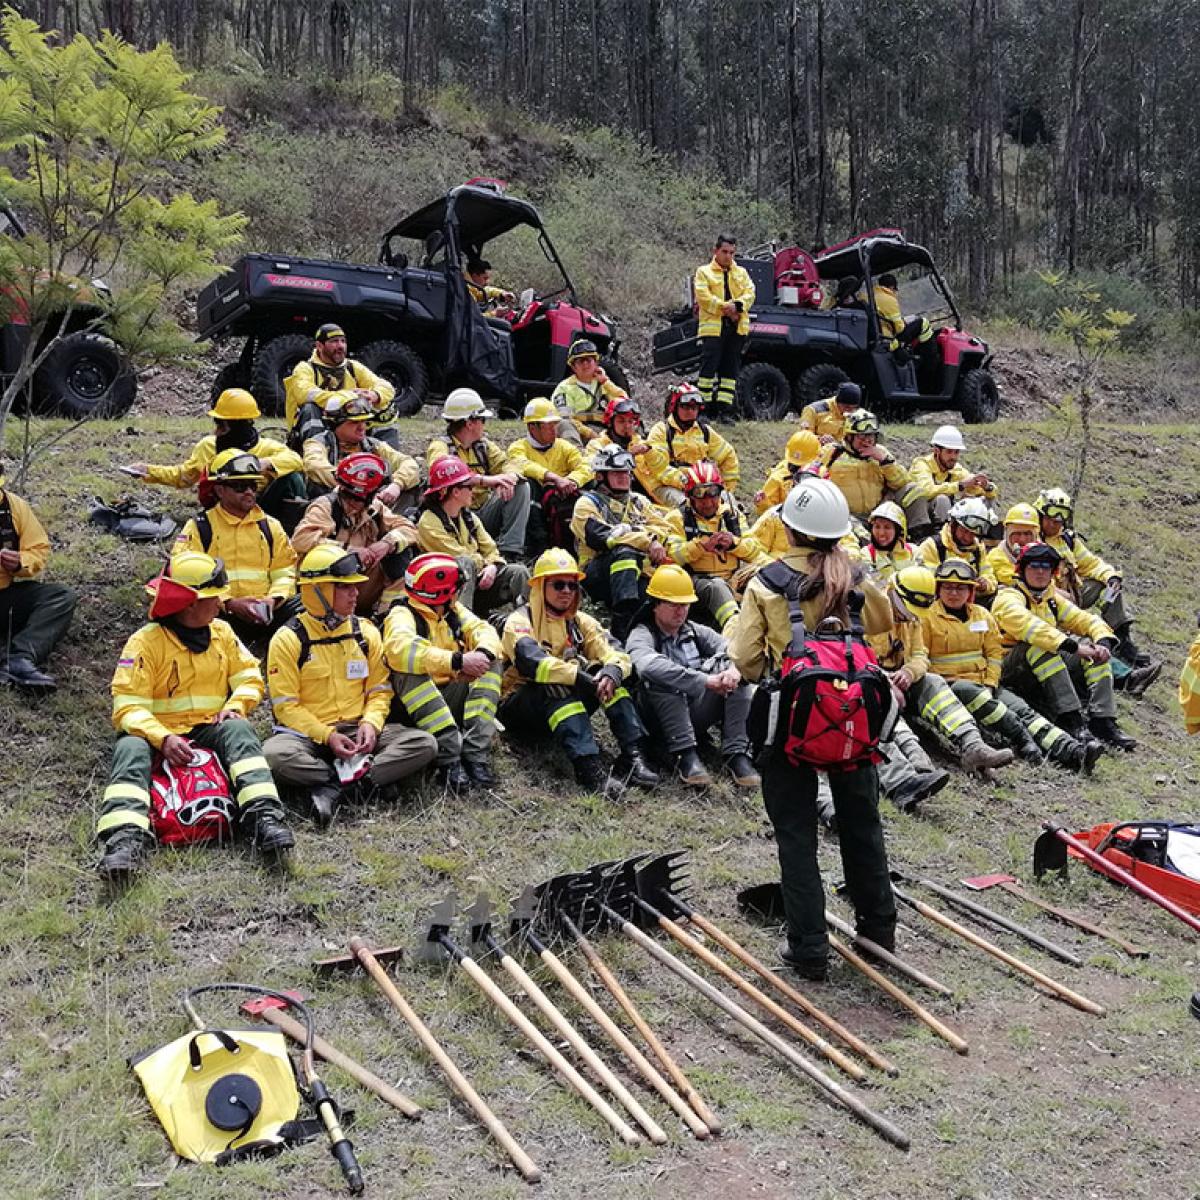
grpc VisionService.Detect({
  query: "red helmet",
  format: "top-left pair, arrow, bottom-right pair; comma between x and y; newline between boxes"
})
666,382 -> 704,417
336,452 -> 389,499
424,454 -> 479,497
604,395 -> 641,425
404,553 -> 460,606
682,460 -> 724,497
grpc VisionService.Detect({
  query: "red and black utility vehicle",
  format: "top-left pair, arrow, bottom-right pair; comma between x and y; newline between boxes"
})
196,180 -> 624,416
652,228 -> 999,423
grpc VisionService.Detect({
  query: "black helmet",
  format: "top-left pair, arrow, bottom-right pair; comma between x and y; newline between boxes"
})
835,381 -> 862,406
1016,542 -> 1062,574
314,322 -> 345,342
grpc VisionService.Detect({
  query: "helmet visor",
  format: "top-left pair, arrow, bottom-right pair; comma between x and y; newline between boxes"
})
936,560 -> 977,584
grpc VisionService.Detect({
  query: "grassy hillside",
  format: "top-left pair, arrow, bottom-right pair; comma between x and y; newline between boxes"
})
2,406 -> 1199,1198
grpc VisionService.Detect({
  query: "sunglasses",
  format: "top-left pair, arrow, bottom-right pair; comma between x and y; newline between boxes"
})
549,579 -> 580,592
219,479 -> 259,493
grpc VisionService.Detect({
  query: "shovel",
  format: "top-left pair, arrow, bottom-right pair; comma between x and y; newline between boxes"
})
961,873 -> 1149,958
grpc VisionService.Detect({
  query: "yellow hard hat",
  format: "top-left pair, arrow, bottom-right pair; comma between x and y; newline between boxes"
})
646,564 -> 698,603
297,541 -> 369,586
1004,502 -> 1039,529
785,430 -> 820,467
208,448 -> 265,483
531,547 -> 584,581
207,388 -> 260,421
523,397 -> 559,423
165,552 -> 229,598
894,565 -> 936,610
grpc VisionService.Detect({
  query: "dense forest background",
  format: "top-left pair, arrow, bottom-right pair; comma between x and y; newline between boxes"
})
14,0 -> 1200,316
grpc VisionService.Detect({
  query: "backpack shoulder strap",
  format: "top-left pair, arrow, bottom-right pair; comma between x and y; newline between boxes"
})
285,615 -> 312,669
0,492 -> 18,551
194,510 -> 213,552
757,560 -> 808,657
257,517 -> 274,558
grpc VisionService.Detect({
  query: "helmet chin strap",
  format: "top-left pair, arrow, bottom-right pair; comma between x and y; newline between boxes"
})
307,583 -> 342,628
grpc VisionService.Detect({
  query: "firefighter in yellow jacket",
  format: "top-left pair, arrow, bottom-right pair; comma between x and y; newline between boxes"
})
986,502 -> 1040,588
499,548 -> 658,793
551,338 -> 626,446
0,466 -> 76,691
900,424 -> 997,541
284,323 -> 397,446
173,451 -> 297,644
819,408 -> 908,520
646,383 -> 740,503
754,430 -> 821,514
797,381 -> 864,444
590,395 -> 687,504
694,234 -> 755,421
507,398 -> 592,553
873,273 -> 936,367
263,543 -> 437,825
916,496 -> 999,601
667,462 -> 768,630
918,558 -> 1101,772
383,552 -> 504,793
1179,630 -> 1200,734
95,552 -> 293,881
993,541 -> 1136,751
863,500 -> 916,585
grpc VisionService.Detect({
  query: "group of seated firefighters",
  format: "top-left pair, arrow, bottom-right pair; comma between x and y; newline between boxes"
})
0,320 -> 1170,888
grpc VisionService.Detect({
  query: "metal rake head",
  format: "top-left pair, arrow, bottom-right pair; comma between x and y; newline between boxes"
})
632,850 -> 691,912
509,884 -> 539,935
416,892 -> 459,963
466,892 -> 500,955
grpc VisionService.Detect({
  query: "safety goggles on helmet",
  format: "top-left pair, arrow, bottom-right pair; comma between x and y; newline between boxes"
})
844,408 -> 879,436
689,484 -> 723,500
185,558 -> 228,594
935,558 -> 977,584
667,384 -> 703,413
591,446 -> 636,474
605,396 -> 641,424
1039,500 -> 1072,522
325,395 -> 373,423
1034,488 -> 1073,522
683,461 -> 724,496
567,338 -> 600,364
298,549 -> 366,583
894,566 -> 936,609
210,452 -> 265,484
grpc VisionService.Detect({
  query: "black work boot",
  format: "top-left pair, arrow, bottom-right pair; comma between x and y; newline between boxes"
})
891,768 -> 951,813
674,746 -> 711,787
97,829 -> 153,883
1088,716 -> 1137,752
247,811 -> 295,857
438,761 -> 472,795
309,784 -> 341,830
615,747 -> 660,789
779,942 -> 828,981
4,656 -> 57,692
1016,732 -> 1045,763
1124,661 -> 1162,699
1062,737 -> 1105,775
725,752 -> 761,789
462,758 -> 497,789
573,754 -> 609,793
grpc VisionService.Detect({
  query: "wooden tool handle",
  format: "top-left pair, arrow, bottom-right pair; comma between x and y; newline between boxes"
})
258,1006 -> 422,1118
903,895 -> 1106,1016
536,946 -> 711,1139
654,911 -> 867,1082
687,909 -> 899,1077
574,930 -> 723,1134
825,911 -> 953,995
348,938 -> 541,1183
618,917 -> 910,1150
457,955 -> 642,1145
497,952 -> 667,1144
1003,882 -> 1150,957
828,935 -> 969,1054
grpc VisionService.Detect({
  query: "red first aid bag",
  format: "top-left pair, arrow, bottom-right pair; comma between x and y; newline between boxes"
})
149,746 -> 236,845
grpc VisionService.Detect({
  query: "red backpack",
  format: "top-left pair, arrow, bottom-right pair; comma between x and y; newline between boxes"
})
750,563 -> 898,771
149,747 -> 236,845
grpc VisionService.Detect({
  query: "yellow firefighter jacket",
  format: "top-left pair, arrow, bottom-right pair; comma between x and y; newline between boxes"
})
588,430 -> 685,503
303,432 -> 420,493
907,451 -> 998,504
798,399 -> 850,440
551,375 -> 625,429
383,597 -> 502,687
506,434 -> 591,488
727,548 -> 893,682
0,487 -> 49,590
501,579 -> 630,697
145,436 -> 303,490
755,461 -> 795,514
820,443 -> 908,517
426,433 -> 514,510
918,599 -> 1003,687
1045,529 -> 1119,600
570,486 -> 675,572
865,539 -> 917,585
867,616 -> 930,681
267,611 -> 392,742
465,277 -> 509,307
111,619 -> 263,747
917,525 -> 998,598
646,416 -> 740,492
694,258 -> 756,337
1180,633 -> 1200,735
748,506 -> 863,563
986,540 -> 1021,589
992,581 -> 1114,652
667,502 -> 769,581
174,504 -> 297,602
416,505 -> 503,571
284,354 -> 395,428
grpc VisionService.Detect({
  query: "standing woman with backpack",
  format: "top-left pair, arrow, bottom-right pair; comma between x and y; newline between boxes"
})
727,476 -> 897,982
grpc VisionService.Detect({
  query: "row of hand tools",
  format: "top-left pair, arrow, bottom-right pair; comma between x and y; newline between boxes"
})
206,847 -> 1149,1189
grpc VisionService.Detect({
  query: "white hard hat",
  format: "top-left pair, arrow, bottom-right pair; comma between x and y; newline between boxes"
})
441,387 -> 494,421
930,424 -> 965,450
949,496 -> 991,535
781,477 -> 852,540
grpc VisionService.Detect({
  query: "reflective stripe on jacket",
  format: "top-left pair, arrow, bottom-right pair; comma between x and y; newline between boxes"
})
383,598 -> 502,686
918,599 -> 1002,687
992,582 -> 1114,652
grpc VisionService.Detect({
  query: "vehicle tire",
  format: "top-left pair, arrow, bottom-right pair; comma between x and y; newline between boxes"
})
600,356 -> 629,393
957,368 -> 1000,424
209,360 -> 252,408
793,362 -> 851,411
737,362 -> 792,421
33,331 -> 137,418
251,333 -> 313,417
357,339 -> 430,417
